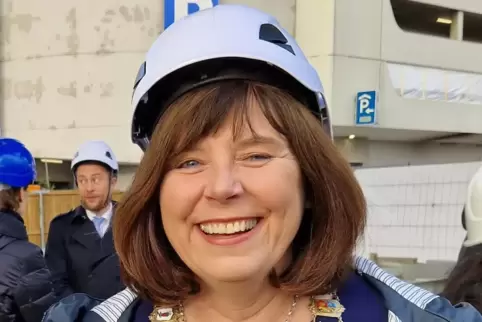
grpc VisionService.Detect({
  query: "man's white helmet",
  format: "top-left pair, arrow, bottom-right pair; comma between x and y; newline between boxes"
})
464,165 -> 482,247
71,140 -> 119,173
130,4 -> 331,151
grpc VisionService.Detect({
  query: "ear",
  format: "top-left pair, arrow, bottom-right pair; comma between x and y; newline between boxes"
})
111,176 -> 118,186
18,188 -> 26,203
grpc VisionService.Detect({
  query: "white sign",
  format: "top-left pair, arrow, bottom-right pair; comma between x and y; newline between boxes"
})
164,0 -> 219,29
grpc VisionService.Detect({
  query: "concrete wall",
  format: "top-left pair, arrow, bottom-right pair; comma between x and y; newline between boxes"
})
0,0 -> 160,163
413,0 -> 482,14
294,0 -> 336,113
0,0 -> 297,164
2,0 -> 480,169
337,139 -> 482,167
329,0 -> 482,134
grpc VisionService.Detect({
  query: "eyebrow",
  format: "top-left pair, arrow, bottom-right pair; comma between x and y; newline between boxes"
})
77,173 -> 102,178
235,135 -> 286,149
173,135 -> 287,160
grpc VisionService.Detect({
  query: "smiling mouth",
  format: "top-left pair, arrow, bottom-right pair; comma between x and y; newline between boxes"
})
199,218 -> 259,235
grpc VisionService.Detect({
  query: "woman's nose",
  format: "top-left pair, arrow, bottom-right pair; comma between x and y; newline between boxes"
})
204,167 -> 243,202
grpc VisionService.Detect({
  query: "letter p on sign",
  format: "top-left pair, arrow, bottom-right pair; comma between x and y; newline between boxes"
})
164,0 -> 219,29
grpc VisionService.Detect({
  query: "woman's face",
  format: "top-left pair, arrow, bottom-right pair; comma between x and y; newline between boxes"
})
159,102 -> 304,284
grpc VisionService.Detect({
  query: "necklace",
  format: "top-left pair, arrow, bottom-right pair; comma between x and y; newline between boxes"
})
149,295 -> 299,322
178,295 -> 299,322
149,293 -> 345,322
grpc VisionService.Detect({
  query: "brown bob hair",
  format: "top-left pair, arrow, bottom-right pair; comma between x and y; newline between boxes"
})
114,80 -> 367,305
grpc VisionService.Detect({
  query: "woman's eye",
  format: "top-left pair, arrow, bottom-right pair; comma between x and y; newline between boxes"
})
178,160 -> 200,168
246,154 -> 272,161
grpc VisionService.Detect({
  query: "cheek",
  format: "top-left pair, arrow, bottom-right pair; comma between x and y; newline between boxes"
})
159,176 -> 202,227
243,163 -> 303,212
247,165 -> 304,241
159,179 -> 203,257
103,182 -> 111,193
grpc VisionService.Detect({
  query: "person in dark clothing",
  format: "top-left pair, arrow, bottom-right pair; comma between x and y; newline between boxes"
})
455,167 -> 482,262
0,137 -> 57,322
442,246 -> 482,313
443,165 -> 482,313
45,140 -> 124,300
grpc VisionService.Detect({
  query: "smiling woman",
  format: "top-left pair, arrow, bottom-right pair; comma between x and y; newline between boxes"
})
42,4 -> 482,322
118,81 -> 364,306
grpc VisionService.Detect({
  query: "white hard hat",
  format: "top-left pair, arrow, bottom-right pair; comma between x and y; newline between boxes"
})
71,140 -> 119,172
130,4 -> 331,151
464,165 -> 482,247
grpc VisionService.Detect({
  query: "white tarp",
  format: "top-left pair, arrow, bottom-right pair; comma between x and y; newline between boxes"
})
387,63 -> 482,104
355,162 -> 482,262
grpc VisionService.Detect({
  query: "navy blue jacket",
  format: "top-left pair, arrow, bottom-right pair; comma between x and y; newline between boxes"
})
45,204 -> 124,300
42,257 -> 482,322
0,209 -> 57,322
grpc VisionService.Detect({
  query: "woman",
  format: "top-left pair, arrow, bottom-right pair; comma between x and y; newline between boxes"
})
43,4 -> 482,322
0,138 -> 58,322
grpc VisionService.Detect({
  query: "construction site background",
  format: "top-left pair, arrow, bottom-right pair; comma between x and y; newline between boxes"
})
355,161 -> 482,292
23,160 -> 481,293
24,190 -> 124,249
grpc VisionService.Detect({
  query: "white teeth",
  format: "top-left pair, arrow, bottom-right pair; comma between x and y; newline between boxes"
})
200,219 -> 258,235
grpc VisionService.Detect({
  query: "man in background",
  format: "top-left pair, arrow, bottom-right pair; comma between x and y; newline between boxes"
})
45,140 -> 124,300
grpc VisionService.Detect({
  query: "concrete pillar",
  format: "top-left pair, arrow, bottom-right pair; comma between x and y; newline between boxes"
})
294,0 -> 335,107
450,11 -> 464,41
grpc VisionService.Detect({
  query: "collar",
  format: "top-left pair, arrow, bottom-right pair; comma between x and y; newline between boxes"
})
71,200 -> 117,221
85,202 -> 113,222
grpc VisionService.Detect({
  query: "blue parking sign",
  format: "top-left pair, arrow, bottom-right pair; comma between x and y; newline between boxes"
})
164,0 -> 219,29
355,91 -> 377,125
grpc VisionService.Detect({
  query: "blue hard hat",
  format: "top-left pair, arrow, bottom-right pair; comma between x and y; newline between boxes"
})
0,138 -> 36,188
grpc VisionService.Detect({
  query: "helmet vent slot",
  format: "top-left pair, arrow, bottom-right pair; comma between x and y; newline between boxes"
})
259,23 -> 295,55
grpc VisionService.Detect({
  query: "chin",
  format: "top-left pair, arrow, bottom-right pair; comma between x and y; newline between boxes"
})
84,203 -> 102,212
196,256 -> 269,283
